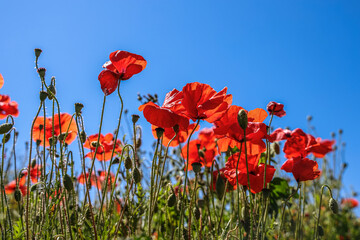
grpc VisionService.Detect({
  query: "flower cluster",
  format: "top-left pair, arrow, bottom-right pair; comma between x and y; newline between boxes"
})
0,74 -> 19,119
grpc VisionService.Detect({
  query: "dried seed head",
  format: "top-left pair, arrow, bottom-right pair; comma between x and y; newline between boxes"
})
0,123 -> 13,134
125,156 -> 132,170
75,103 -> 84,115
131,114 -> 140,124
329,198 -> 339,214
37,68 -> 46,78
237,109 -> 248,130
39,91 -> 48,101
34,48 -> 42,58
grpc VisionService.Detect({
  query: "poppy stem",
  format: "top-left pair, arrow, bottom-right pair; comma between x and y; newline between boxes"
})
314,184 -> 333,239
235,141 -> 243,234
148,138 -> 160,236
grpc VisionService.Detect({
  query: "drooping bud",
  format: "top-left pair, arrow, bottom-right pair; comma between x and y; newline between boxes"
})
3,133 -> 10,143
37,68 -> 46,78
216,174 -> 225,199
191,162 -> 202,174
125,156 -> 132,170
167,193 -> 176,207
31,159 -> 37,168
63,174 -> 74,192
331,132 -> 336,138
75,103 -> 84,115
112,157 -> 120,164
131,114 -> 140,124
155,127 -> 165,139
47,82 -> 56,100
0,123 -> 13,134
194,206 -> 200,220
317,225 -> 324,236
273,142 -> 280,155
329,198 -> 339,214
198,149 -> 205,159
307,115 -> 313,121
339,129 -> 343,134
80,130 -> 86,143
39,91 -> 48,101
132,167 -> 141,184
34,48 -> 42,58
136,138 -> 142,148
14,188 -> 22,202
237,109 -> 248,130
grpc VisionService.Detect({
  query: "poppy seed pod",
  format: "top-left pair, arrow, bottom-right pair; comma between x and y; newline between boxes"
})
237,109 -> 248,130
167,193 -> 176,207
125,156 -> 132,170
75,103 -> 84,115
34,48 -> 42,58
63,174 -> 74,192
329,198 -> 339,214
155,127 -> 165,139
39,91 -> 48,101
37,67 -> 46,78
131,114 -> 140,124
216,174 -> 225,199
132,167 -> 141,184
191,162 -> 202,173
14,188 -> 22,202
0,123 -> 13,134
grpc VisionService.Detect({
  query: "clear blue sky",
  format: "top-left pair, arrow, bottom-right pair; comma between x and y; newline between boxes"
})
1,1 -> 359,209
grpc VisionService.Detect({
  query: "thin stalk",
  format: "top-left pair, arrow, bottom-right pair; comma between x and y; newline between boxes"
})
243,129 -> 253,240
314,185 -> 334,239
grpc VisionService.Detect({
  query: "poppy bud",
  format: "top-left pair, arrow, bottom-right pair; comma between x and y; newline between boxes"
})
317,225 -> 324,236
14,188 -> 22,202
194,206 -> 200,220
329,198 -> 339,214
197,199 -> 205,208
216,174 -> 225,199
237,109 -> 248,130
191,162 -> 202,173
70,212 -> 76,226
198,149 -> 205,159
112,157 -> 120,164
63,174 -> 74,192
47,83 -> 56,100
273,142 -> 280,155
3,133 -> 10,144
31,184 -> 37,192
125,156 -> 132,170
58,133 -> 66,141
31,159 -> 37,168
307,115 -> 313,121
37,68 -> 46,78
0,123 -> 13,134
131,114 -> 140,124
167,193 -> 176,207
39,91 -> 48,101
241,206 -> 250,233
34,48 -> 42,58
136,138 -> 142,148
262,188 -> 271,199
36,139 -> 42,146
331,132 -> 335,138
173,124 -> 179,134
155,127 -> 165,139
75,103 -> 84,115
339,129 -> 343,134
80,130 -> 86,143
132,167 -> 141,184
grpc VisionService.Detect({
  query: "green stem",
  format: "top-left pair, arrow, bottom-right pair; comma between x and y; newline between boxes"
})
314,184 -> 333,239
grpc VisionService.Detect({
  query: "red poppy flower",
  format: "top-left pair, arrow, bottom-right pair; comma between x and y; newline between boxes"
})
266,101 -> 286,117
267,128 -> 292,142
84,133 -> 122,161
0,74 -> 4,89
97,171 -> 116,191
0,94 -> 19,119
32,113 -> 77,147
98,51 -> 147,95
151,123 -> 199,147
281,156 -> 321,182
139,89 -> 189,129
5,175 -> 27,195
306,137 -> 335,158
182,128 -> 218,171
225,152 -> 261,173
341,198 -> 359,208
23,164 -> 42,183
222,164 -> 276,194
77,172 -> 98,187
179,82 -> 232,123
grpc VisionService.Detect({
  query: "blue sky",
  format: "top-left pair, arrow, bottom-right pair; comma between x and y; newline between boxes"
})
1,0 -> 359,209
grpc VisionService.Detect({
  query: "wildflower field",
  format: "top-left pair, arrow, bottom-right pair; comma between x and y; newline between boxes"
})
0,48 -> 358,240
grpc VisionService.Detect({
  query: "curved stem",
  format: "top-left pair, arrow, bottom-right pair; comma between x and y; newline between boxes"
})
314,184 -> 333,239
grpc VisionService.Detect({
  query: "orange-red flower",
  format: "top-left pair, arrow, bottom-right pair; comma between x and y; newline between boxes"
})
78,171 -> 116,191
84,133 -> 122,161
306,137 -> 335,158
151,123 -> 199,147
281,156 -> 321,182
179,82 -> 232,123
267,128 -> 292,142
5,175 -> 27,195
182,128 -> 218,171
98,51 -> 147,95
139,89 -> 189,129
23,164 -> 42,183
0,74 -> 19,119
267,101 -> 286,117
341,198 -> 359,208
32,113 -> 77,147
